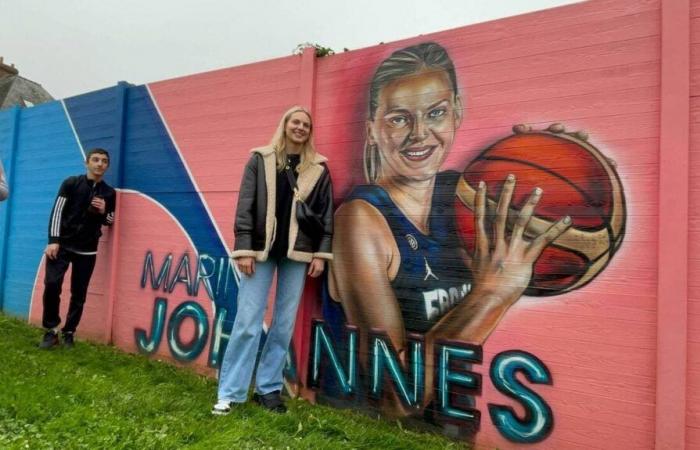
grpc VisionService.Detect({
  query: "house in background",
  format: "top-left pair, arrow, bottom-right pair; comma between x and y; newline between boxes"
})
0,57 -> 53,109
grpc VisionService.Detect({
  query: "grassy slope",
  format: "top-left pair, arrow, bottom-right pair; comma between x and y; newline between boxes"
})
0,314 -> 463,449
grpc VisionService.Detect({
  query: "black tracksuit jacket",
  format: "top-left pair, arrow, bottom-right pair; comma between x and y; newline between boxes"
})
47,175 -> 116,253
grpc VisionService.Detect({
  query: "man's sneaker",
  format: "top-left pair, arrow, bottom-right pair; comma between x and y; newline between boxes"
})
39,330 -> 59,349
253,391 -> 287,413
62,332 -> 75,349
211,400 -> 234,416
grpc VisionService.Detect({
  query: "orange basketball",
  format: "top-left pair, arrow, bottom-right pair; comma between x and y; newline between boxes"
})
455,124 -> 626,296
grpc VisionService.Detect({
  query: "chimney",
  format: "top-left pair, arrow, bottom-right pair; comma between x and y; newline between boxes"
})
0,57 -> 19,79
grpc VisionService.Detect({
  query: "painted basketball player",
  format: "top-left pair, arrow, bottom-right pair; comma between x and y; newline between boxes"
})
329,42 -> 571,415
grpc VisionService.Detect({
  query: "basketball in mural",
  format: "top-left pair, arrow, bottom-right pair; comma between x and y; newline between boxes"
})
455,124 -> 626,296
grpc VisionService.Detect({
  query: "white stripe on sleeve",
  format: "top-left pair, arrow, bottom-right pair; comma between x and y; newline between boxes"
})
51,197 -> 66,237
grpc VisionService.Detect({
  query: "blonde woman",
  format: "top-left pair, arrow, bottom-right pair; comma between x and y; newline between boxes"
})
213,106 -> 333,415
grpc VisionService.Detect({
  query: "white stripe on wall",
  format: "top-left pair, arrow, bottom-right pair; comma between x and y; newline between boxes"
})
61,100 -> 86,160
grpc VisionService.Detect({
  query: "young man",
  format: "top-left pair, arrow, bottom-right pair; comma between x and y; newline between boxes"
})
39,148 -> 116,349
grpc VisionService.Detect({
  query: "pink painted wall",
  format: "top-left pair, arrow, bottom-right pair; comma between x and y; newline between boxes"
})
22,0 -> 698,448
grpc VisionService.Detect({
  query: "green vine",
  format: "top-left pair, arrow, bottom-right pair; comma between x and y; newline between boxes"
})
293,42 -> 336,57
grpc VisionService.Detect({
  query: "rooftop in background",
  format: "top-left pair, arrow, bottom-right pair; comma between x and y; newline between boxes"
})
0,56 -> 53,110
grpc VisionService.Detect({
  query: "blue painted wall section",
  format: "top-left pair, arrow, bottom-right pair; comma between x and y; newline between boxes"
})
0,84 -> 239,364
63,86 -> 122,186
1,101 -> 84,317
0,106 -> 17,310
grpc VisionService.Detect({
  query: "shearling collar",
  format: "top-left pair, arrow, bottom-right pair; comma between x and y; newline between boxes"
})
251,145 -> 328,164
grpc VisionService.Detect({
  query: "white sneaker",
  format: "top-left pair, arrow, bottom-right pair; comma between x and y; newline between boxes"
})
211,400 -> 233,415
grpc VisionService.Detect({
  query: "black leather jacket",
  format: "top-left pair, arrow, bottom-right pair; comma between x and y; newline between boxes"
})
232,146 -> 333,263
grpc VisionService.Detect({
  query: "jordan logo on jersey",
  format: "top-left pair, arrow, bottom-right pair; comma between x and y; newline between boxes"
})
423,257 -> 439,281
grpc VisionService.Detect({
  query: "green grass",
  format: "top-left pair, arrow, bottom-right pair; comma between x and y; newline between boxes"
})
0,313 -> 464,449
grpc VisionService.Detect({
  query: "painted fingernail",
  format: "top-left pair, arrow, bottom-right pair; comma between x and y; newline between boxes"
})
478,180 -> 485,189
507,174 -> 515,181
534,187 -> 542,195
563,216 -> 572,224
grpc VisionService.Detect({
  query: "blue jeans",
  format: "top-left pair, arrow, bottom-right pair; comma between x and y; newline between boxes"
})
217,257 -> 308,402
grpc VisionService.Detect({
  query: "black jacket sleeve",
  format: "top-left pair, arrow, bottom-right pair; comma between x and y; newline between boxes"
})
312,165 -> 334,256
102,189 -> 116,226
233,154 -> 260,252
47,177 -> 74,244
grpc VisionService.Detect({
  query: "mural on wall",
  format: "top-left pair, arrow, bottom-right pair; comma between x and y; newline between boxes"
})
305,42 -> 626,443
0,5 -> 653,444
23,86 -> 242,369
135,250 -> 237,368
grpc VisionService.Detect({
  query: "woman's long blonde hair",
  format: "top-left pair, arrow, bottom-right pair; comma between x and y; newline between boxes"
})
270,106 -> 317,173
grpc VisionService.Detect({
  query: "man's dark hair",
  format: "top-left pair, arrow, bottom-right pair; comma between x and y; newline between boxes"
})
86,148 -> 110,164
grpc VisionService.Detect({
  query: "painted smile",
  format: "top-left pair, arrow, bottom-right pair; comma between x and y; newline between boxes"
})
400,146 -> 436,162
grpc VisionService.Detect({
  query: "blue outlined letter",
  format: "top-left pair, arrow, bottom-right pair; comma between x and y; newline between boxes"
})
488,350 -> 553,443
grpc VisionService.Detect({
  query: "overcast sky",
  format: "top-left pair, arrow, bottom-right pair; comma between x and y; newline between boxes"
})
3,0 -> 580,99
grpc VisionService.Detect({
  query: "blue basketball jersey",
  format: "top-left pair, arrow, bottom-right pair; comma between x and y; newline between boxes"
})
345,171 -> 472,333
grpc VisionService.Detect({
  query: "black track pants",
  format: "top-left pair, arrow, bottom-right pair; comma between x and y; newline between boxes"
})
42,247 -> 97,333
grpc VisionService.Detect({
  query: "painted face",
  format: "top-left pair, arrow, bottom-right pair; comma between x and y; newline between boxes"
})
85,153 -> 109,178
285,111 -> 312,146
368,69 -> 462,182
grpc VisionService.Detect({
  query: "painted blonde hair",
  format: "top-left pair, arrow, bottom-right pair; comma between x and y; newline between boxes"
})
270,106 -> 317,173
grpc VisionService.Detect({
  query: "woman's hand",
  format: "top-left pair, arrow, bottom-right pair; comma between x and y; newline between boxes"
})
308,258 -> 325,278
236,256 -> 256,276
469,174 -> 571,307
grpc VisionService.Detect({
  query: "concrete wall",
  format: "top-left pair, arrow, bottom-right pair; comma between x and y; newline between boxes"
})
0,0 -> 693,448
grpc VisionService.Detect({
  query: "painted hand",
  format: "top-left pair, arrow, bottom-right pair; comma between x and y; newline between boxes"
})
469,174 -> 571,307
